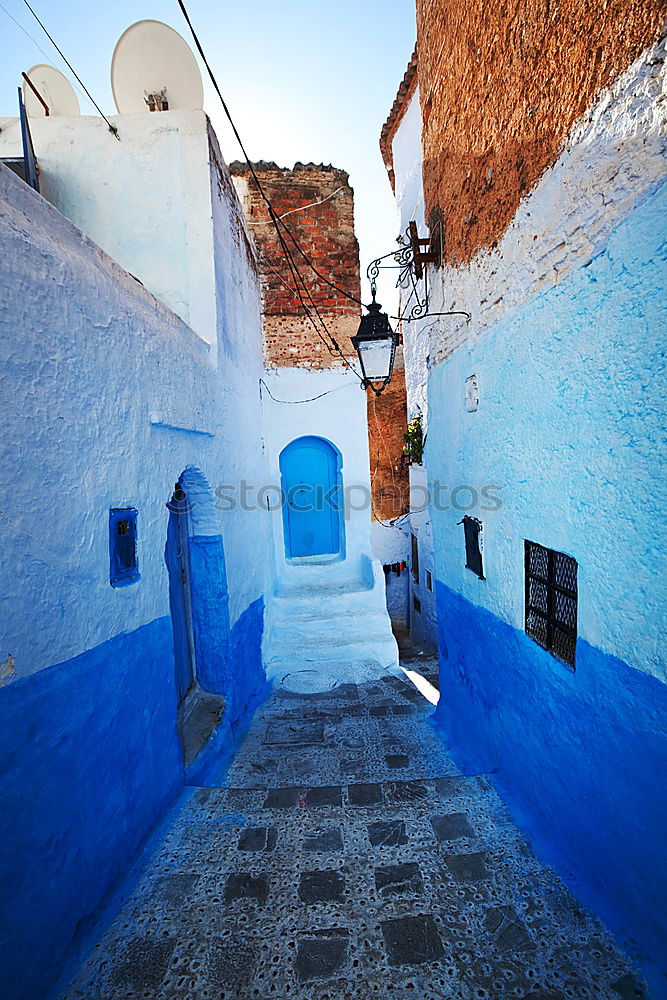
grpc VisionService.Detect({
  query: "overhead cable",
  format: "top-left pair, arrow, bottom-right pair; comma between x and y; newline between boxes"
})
19,0 -> 119,137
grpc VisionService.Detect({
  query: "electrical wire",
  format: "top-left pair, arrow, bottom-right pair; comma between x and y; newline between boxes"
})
259,377 -> 353,405
179,0 -> 468,383
401,310 -> 471,323
0,1 -> 86,111
177,0 -> 366,381
19,0 -> 119,138
249,186 -> 346,225
275,212 -> 365,307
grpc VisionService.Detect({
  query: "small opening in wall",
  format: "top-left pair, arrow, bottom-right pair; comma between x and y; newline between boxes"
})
425,570 -> 433,592
413,595 -> 421,614
524,540 -> 577,668
411,532 -> 420,585
110,507 -> 139,587
461,515 -> 484,580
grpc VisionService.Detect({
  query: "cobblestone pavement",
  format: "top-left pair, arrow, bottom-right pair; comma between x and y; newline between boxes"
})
63,667 -> 649,1000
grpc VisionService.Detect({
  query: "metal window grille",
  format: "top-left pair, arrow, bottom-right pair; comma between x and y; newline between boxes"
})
461,515 -> 484,579
524,540 -> 577,668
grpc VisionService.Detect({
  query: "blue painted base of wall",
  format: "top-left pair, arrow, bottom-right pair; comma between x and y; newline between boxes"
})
0,618 -> 182,1000
188,596 -> 270,787
433,580 -> 667,997
0,595 -> 269,1000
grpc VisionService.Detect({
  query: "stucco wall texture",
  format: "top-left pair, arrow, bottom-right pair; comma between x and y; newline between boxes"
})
415,0 -> 665,265
0,117 -> 269,998
231,161 -> 361,367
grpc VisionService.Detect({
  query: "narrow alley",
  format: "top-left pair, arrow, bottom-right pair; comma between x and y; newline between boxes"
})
63,653 -> 645,1000
1,2 -> 665,999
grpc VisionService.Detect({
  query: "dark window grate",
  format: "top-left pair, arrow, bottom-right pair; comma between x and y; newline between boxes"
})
461,516 -> 484,579
524,540 -> 577,667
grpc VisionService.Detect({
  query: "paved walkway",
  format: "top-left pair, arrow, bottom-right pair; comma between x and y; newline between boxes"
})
63,666 -> 648,999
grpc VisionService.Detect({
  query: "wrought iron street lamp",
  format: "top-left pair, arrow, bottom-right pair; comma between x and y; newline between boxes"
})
351,293 -> 399,396
352,221 -> 470,395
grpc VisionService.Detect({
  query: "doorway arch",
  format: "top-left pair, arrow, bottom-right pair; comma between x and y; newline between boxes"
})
165,466 -> 231,706
279,436 -> 344,560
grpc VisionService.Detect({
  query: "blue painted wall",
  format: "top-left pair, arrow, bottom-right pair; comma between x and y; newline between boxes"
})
434,582 -> 667,988
0,161 -> 270,1000
188,535 -> 231,692
0,619 -> 182,1000
228,596 -> 269,725
188,596 -> 269,788
426,182 -> 667,992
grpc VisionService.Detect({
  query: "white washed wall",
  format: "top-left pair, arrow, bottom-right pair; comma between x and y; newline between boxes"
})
390,85 -> 438,648
0,111 -> 267,680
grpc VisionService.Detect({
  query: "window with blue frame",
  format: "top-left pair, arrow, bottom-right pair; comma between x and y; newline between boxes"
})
109,507 -> 139,587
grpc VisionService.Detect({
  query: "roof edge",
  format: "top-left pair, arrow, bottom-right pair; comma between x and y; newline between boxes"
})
379,48 -> 418,192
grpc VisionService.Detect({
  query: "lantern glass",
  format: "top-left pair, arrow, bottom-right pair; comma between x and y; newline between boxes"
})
356,337 -> 394,382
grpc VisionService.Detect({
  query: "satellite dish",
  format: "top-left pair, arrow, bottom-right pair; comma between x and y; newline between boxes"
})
23,64 -> 80,117
111,20 -> 203,114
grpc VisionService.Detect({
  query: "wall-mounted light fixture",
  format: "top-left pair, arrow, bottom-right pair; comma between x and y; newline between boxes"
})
351,291 -> 399,395
353,222 -> 470,395
366,221 -> 435,324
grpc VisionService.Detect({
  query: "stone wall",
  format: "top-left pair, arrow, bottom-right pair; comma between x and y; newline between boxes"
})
367,355 -> 409,523
415,0 -> 665,265
232,159 -> 410,562
230,161 -> 360,368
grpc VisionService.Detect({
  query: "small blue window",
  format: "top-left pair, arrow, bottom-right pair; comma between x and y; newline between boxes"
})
109,508 -> 139,587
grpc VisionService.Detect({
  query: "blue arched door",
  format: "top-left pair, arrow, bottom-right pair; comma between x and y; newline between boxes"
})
279,436 -> 343,558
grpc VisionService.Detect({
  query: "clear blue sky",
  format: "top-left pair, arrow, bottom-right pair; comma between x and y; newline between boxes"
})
0,0 -> 416,309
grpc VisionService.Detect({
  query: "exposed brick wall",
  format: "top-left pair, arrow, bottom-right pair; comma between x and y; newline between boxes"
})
230,161 -> 360,368
415,0 -> 665,266
231,160 -> 409,518
368,353 -> 409,522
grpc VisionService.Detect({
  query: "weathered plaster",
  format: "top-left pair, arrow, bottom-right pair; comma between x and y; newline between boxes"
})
416,0 -> 664,264
0,112 -> 269,999
427,175 -> 667,994
427,178 -> 667,682
0,115 -> 268,682
425,38 -> 667,366
0,111 -> 219,347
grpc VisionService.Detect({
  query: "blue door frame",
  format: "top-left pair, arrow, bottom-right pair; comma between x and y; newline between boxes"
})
279,436 -> 344,559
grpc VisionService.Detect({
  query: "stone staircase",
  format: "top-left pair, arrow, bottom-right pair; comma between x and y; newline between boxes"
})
263,554 -> 399,685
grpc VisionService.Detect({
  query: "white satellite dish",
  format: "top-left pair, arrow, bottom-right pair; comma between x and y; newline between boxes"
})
111,20 -> 204,115
23,64 -> 80,117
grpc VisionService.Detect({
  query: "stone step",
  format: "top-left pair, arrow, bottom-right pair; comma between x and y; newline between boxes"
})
270,586 -> 386,620
265,636 -> 400,682
267,611 -> 393,646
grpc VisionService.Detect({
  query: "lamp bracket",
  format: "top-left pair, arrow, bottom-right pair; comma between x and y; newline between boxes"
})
366,221 -> 434,322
